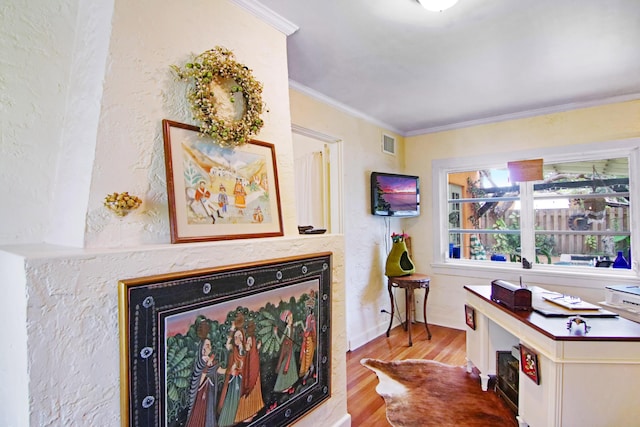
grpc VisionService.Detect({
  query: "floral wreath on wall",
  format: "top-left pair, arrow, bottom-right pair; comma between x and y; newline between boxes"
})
171,46 -> 265,148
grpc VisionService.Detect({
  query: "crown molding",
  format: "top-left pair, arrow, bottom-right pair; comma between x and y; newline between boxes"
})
407,93 -> 640,136
289,80 -> 405,135
291,124 -> 342,143
228,0 -> 299,35
290,81 -> 640,138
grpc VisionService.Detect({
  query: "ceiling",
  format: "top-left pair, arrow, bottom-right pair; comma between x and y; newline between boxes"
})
249,0 -> 640,135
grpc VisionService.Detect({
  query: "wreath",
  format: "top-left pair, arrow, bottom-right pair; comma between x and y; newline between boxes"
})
171,46 -> 265,147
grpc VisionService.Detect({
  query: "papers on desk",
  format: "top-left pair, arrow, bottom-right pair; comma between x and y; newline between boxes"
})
531,288 -> 618,317
542,294 -> 601,310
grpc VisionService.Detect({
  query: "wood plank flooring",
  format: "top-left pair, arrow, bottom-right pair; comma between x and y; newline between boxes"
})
346,323 -> 467,426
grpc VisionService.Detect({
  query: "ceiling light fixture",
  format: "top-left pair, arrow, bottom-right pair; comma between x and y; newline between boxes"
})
417,0 -> 458,12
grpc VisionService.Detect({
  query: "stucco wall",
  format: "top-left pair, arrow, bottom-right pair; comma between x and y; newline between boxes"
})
405,99 -> 640,329
288,89 -> 640,342
0,251 -> 29,425
0,237 -> 347,427
288,90 -> 408,350
0,0 -> 82,244
79,0 -> 297,248
0,0 -> 298,249
0,0 -> 349,426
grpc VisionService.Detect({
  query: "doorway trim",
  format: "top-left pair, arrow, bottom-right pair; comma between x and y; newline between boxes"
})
292,124 -> 344,234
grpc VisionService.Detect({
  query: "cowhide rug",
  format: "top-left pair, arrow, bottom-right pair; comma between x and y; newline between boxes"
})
361,358 -> 517,427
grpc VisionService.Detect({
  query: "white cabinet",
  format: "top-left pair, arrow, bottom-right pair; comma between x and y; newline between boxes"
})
465,285 -> 640,427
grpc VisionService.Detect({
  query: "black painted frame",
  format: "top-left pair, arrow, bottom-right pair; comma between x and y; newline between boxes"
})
118,252 -> 332,427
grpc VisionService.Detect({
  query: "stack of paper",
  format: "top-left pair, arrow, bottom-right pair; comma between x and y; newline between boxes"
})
542,294 -> 601,310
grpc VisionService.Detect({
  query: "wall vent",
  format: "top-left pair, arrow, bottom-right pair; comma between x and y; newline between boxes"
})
382,133 -> 396,155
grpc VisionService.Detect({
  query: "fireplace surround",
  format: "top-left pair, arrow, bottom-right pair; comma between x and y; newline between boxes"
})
0,235 -> 347,426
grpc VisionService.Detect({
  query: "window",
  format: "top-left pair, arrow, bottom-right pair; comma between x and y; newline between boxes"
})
433,140 -> 636,273
448,184 -> 462,250
446,168 -> 522,263
532,159 -> 629,267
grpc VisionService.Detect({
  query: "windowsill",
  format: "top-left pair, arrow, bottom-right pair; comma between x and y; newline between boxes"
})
431,260 -> 638,289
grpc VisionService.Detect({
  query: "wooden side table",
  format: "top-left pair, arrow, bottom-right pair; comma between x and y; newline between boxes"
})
386,273 -> 432,346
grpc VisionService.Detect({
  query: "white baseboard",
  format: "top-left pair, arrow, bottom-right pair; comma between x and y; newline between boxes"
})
329,413 -> 352,427
347,308 -> 466,351
347,315 -> 403,351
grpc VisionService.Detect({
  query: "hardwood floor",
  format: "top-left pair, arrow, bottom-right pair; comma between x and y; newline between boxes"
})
346,323 -> 467,426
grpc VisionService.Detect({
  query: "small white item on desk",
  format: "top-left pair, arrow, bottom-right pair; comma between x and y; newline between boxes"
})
542,294 -> 601,310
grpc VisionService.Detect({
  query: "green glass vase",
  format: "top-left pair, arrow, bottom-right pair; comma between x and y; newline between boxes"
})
385,240 -> 416,277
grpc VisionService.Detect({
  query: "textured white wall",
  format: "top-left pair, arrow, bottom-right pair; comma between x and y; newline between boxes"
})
0,0 -> 78,244
0,0 -> 298,248
81,0 -> 297,248
47,0 -> 115,247
288,90 -> 408,350
0,0 -> 349,426
405,100 -> 640,329
0,251 -> 29,425
289,91 -> 640,346
1,236 -> 347,426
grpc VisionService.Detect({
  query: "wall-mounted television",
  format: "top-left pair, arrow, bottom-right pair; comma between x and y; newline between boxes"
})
371,172 -> 420,217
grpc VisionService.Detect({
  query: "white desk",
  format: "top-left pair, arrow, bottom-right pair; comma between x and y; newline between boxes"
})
465,285 -> 640,427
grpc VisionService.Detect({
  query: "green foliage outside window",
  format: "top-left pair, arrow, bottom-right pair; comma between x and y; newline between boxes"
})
492,213 -> 555,264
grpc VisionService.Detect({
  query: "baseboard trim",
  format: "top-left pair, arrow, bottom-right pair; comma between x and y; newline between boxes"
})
347,315 -> 404,351
329,413 -> 352,427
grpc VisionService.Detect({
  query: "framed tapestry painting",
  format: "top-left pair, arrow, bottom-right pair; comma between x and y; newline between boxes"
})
162,119 -> 284,243
118,252 -> 332,427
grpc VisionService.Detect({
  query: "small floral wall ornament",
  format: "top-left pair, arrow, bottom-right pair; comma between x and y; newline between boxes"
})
104,192 -> 142,216
171,46 -> 265,148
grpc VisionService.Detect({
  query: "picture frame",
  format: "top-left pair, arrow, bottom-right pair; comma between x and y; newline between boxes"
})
464,304 -> 476,330
162,119 -> 284,243
118,252 -> 332,427
519,343 -> 540,384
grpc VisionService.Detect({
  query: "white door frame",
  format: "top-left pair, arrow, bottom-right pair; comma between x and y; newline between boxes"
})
292,124 -> 344,234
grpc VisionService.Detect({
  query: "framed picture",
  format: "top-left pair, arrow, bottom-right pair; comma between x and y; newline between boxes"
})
464,304 -> 476,330
519,343 -> 540,384
162,119 -> 284,243
119,252 -> 332,427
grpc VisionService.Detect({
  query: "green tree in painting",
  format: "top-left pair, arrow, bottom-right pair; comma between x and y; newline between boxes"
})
165,315 -> 227,424
165,292 -> 317,426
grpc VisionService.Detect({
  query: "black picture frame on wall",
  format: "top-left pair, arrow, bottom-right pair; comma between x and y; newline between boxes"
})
465,304 -> 476,330
118,252 -> 332,427
519,343 -> 540,385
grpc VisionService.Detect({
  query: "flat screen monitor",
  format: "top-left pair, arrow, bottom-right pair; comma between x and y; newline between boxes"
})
371,172 -> 420,217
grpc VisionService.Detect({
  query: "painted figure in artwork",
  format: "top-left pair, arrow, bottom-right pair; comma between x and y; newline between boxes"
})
253,206 -> 264,223
186,320 -> 219,427
273,310 -> 301,394
233,178 -> 247,215
195,181 -> 216,223
217,314 -> 246,427
299,294 -> 317,384
523,353 -> 536,376
217,184 -> 229,217
234,321 -> 265,423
